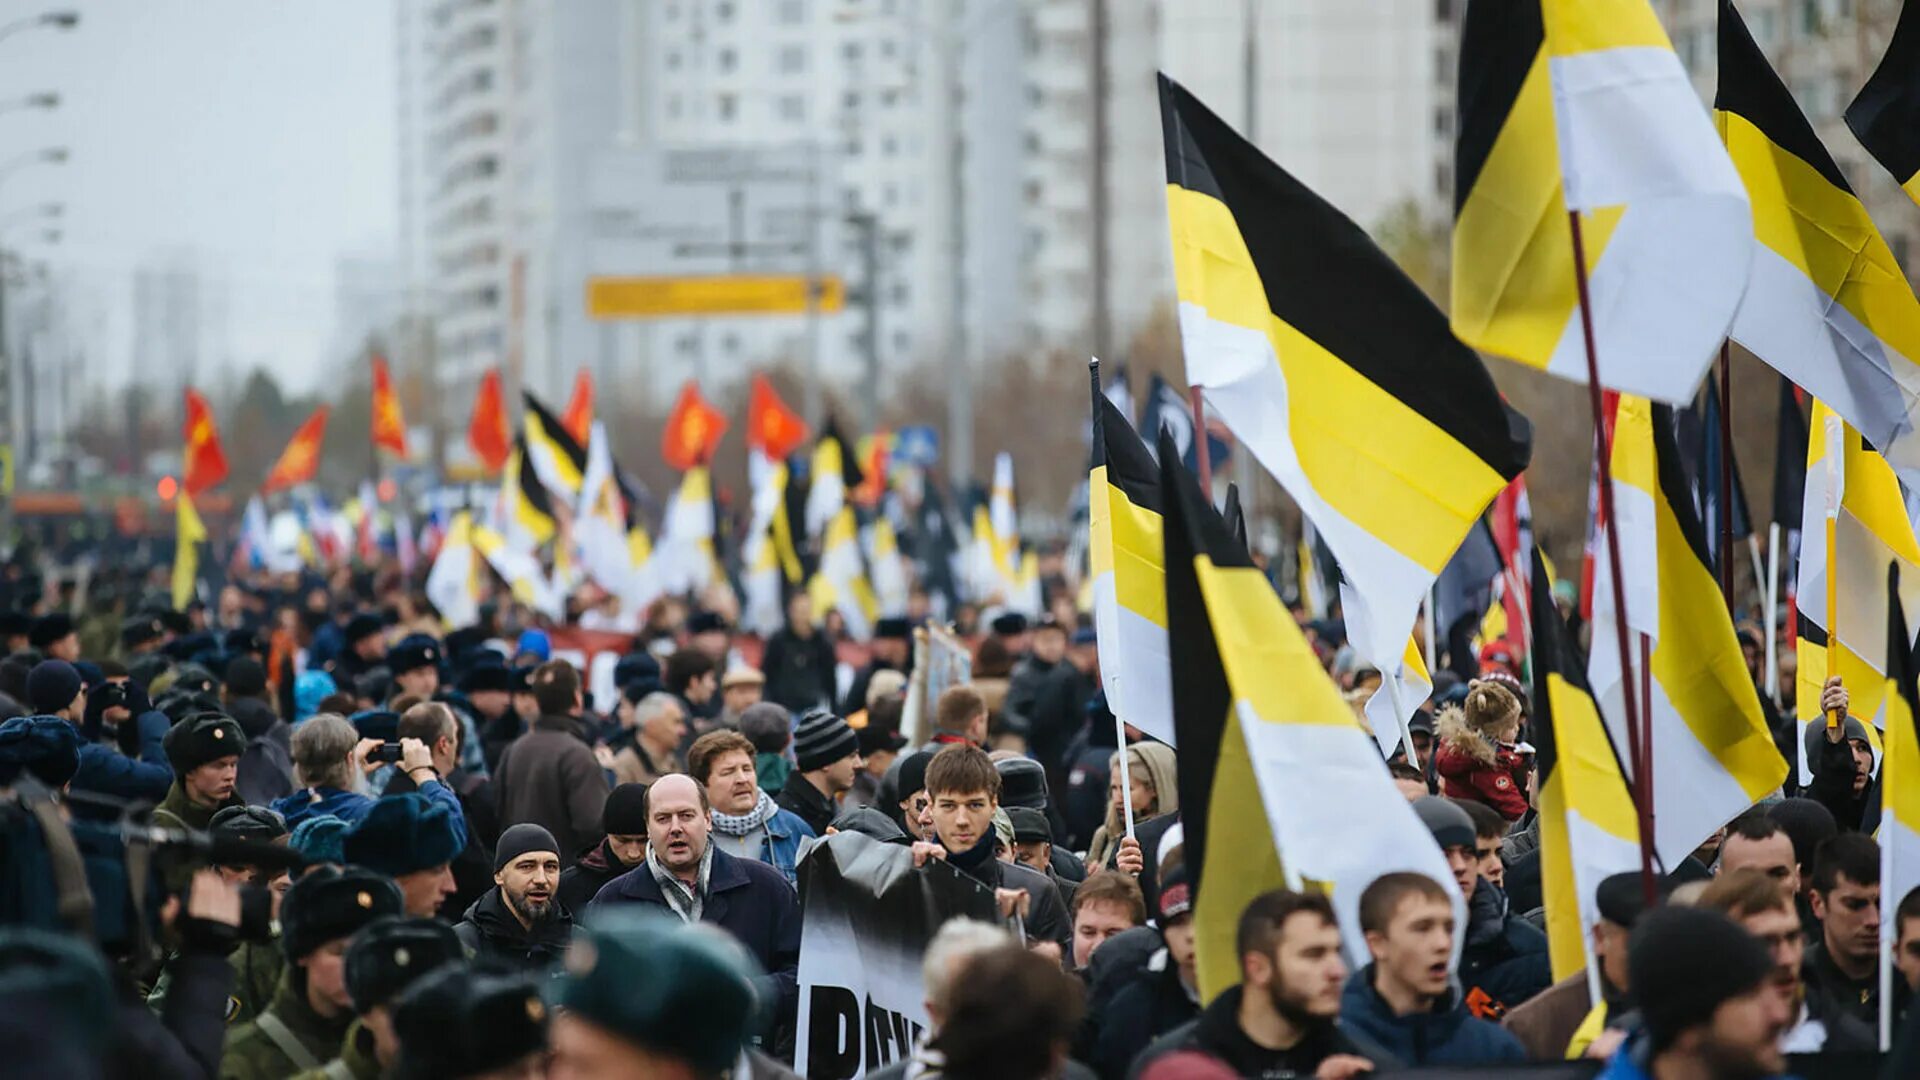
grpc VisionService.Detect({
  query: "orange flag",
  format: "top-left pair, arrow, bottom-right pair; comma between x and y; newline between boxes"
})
747,373 -> 809,460
263,406 -> 330,494
467,367 -> 512,473
661,380 -> 729,470
854,431 -> 893,507
182,389 -> 229,496
370,354 -> 410,459
561,370 -> 595,446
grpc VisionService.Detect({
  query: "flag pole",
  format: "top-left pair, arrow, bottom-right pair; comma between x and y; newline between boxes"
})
1188,385 -> 1212,494
1567,207 -> 1659,905
1824,413 -> 1844,731
1765,521 -> 1781,702
1718,344 -> 1736,608
1424,587 -> 1438,677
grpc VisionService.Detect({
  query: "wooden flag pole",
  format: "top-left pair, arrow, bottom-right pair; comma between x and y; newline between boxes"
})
1719,344 -> 1736,608
1764,522 -> 1782,702
1189,385 -> 1212,493
1567,208 -> 1659,906
1824,412 -> 1844,730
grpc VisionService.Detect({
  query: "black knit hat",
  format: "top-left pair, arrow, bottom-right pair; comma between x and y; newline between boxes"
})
602,783 -> 650,836
990,612 -> 1028,636
896,749 -> 935,800
1413,796 -> 1475,851
874,616 -> 912,641
281,865 -> 404,962
459,663 -> 513,694
161,712 -> 247,777
1629,906 -> 1774,1051
494,823 -> 560,872
345,916 -> 464,1013
25,660 -> 82,714
349,709 -> 400,742
994,757 -> 1049,810
27,614 -> 73,650
393,966 -> 548,1080
1594,871 -> 1667,930
793,708 -> 858,772
342,793 -> 465,878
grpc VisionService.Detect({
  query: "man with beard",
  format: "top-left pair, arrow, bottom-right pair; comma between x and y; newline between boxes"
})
692,729 -> 814,886
1593,907 -> 1793,1080
1135,890 -> 1380,1077
453,823 -> 573,971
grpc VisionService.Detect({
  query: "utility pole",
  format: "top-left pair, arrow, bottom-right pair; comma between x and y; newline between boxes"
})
847,211 -> 882,433
1089,0 -> 1111,362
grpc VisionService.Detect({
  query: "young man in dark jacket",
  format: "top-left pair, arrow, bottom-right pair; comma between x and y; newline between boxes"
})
1418,797 -> 1549,1017
760,592 -> 838,712
1339,872 -> 1526,1065
454,823 -> 574,971
493,661 -> 609,866
1132,889 -> 1382,1079
924,744 -> 1069,952
557,783 -> 650,914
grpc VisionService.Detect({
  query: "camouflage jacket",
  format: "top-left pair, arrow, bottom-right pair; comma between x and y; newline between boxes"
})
221,972 -> 352,1080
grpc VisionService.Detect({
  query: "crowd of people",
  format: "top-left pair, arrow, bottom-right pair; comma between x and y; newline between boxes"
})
0,556 -> 1914,1080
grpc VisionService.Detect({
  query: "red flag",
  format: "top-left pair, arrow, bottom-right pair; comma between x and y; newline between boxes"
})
467,368 -> 512,473
1489,476 -> 1533,663
561,370 -> 595,446
661,380 -> 729,470
181,389 -> 229,496
747,373 -> 809,460
370,354 -> 410,458
262,406 -> 330,494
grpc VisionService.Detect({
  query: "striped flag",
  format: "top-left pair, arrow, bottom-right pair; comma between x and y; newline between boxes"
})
1091,372 -> 1174,746
1451,0 -> 1751,403
1717,0 -> 1920,484
1588,395 -> 1787,867
1160,427 -> 1459,994
1880,562 -> 1920,1049
1529,547 -> 1640,984
1161,72 -> 1531,741
1847,0 -> 1920,205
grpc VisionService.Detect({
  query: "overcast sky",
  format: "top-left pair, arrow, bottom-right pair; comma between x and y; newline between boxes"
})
6,0 -> 397,396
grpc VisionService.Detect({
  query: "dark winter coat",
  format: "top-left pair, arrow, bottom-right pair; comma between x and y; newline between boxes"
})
1005,657 -> 1094,781
557,837 -> 639,915
1459,878 -> 1552,1016
494,712 -> 611,865
775,771 -> 838,837
452,886 -> 573,971
1088,946 -> 1198,1080
105,951 -> 233,1080
1338,964 -> 1527,1067
71,708 -> 175,813
589,844 -> 802,1020
761,626 -> 838,712
1130,984 -> 1389,1080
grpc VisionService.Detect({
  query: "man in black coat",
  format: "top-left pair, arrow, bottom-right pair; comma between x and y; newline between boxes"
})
1004,618 -> 1094,785
842,617 -> 911,716
454,824 -> 574,972
760,592 -> 839,713
923,745 -> 1068,952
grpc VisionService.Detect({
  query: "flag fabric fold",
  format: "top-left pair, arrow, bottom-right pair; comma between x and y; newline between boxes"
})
522,391 -> 588,498
1716,0 -> 1920,484
425,511 -> 482,630
1159,427 -> 1459,996
1587,395 -> 1787,868
370,354 -> 410,459
1091,370 -> 1175,746
662,380 -> 730,471
263,406 -> 330,494
1161,71 -> 1530,749
496,438 -> 557,553
182,389 -> 229,496
1880,563 -> 1920,1041
467,368 -> 512,474
172,492 -> 207,610
1529,547 -> 1641,984
748,374 -> 811,463
561,370 -> 595,446
1847,0 -> 1920,205
1450,0 -> 1752,403
577,421 -> 650,611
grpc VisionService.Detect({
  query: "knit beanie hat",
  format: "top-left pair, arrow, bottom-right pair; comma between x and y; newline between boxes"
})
1462,679 -> 1523,733
602,783 -> 650,836
25,661 -> 82,715
1629,906 -> 1774,1051
1413,796 -> 1476,851
896,749 -> 935,800
792,708 -> 858,773
494,823 -> 560,872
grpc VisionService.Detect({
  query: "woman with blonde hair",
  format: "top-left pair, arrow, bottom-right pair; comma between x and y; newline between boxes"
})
1085,740 -> 1178,871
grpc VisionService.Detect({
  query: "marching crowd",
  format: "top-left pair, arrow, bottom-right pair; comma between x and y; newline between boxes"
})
0,558 -> 1913,1080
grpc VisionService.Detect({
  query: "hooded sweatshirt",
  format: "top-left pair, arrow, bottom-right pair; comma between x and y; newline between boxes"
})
1086,740 -> 1179,870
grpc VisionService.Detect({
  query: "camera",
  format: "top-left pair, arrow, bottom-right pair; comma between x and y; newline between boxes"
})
91,682 -> 127,714
370,742 -> 405,764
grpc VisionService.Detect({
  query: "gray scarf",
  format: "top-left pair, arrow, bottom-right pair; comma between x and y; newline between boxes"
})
648,840 -> 714,923
710,790 -> 780,838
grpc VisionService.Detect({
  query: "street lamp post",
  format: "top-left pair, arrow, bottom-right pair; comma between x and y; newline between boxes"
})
0,93 -> 59,115
0,10 -> 77,45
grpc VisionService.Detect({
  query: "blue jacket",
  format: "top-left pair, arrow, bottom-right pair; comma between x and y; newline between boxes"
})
1339,964 -> 1527,1067
1460,876 -> 1552,1013
269,778 -> 468,849
1594,1032 -> 1799,1080
71,709 -> 174,811
589,845 -> 801,1020
753,807 -> 815,886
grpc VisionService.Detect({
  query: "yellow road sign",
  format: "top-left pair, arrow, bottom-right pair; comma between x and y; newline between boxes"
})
586,274 -> 845,319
